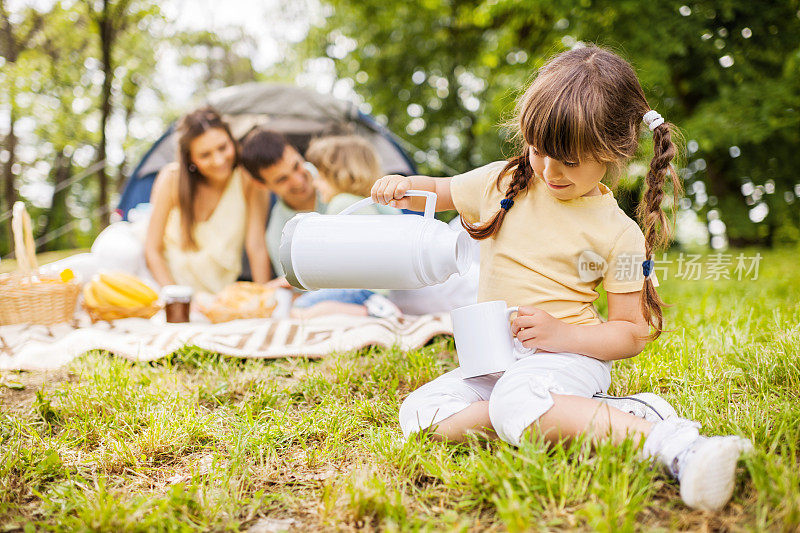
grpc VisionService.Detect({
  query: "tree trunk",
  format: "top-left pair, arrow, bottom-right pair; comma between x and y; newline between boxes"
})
39,150 -> 73,252
1,109 -> 17,256
95,0 -> 113,229
705,154 -> 737,200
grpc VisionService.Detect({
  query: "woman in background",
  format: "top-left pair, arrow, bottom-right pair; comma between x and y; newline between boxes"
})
145,106 -> 270,293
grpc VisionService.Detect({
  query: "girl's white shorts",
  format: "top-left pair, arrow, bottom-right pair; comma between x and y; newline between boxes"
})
399,351 -> 612,446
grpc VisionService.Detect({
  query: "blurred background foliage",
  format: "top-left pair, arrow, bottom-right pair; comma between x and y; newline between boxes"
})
297,0 -> 800,248
1,0 -> 799,258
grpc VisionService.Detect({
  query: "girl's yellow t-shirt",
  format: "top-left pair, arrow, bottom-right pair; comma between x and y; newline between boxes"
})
450,161 -> 659,326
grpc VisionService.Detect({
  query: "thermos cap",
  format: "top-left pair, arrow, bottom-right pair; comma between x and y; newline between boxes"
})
279,214 -> 308,291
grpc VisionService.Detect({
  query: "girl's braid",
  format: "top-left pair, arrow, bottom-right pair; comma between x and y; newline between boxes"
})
462,151 -> 533,240
635,122 -> 683,341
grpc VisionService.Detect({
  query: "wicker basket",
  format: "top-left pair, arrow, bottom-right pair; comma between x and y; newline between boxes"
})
198,304 -> 276,324
197,282 -> 278,323
0,203 -> 80,326
82,301 -> 161,323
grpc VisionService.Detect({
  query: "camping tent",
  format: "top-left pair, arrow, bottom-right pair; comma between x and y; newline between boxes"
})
117,82 -> 418,219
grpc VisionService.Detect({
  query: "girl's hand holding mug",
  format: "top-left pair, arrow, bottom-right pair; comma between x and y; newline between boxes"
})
451,301 -> 535,378
371,175 -> 414,209
511,307 -> 570,353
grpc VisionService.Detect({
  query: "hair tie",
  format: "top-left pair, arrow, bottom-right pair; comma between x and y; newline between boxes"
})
643,110 -> 665,131
500,198 -> 514,210
642,259 -> 654,278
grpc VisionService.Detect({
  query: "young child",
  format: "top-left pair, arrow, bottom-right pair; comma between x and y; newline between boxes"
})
290,135 -> 401,319
371,46 -> 751,511
306,135 -> 400,216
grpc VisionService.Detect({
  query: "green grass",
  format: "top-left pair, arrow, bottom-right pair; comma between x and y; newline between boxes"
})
0,249 -> 89,274
1,247 -> 798,531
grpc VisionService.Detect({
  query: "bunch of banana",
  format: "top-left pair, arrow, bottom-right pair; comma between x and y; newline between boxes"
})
83,272 -> 158,309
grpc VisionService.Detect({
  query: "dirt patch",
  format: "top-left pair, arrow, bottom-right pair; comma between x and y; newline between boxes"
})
0,369 -> 75,412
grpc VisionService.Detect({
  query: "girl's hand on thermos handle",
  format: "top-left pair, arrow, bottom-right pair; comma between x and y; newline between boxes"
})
371,175 -> 414,209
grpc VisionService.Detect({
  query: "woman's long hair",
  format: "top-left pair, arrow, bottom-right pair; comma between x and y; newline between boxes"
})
175,106 -> 238,249
463,45 -> 683,341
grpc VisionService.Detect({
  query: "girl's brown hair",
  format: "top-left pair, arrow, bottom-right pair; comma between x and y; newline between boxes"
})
305,135 -> 382,198
463,45 -> 683,341
176,106 -> 238,249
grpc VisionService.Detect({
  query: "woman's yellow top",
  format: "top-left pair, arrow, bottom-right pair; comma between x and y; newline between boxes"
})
163,168 -> 246,294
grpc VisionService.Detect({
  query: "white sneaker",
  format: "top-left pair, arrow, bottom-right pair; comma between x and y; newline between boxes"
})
644,418 -> 753,511
364,293 -> 402,318
593,392 -> 678,422
676,435 -> 753,511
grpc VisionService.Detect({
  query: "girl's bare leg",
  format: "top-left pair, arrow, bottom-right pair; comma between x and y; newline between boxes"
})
429,401 -> 497,442
428,395 -> 653,445
535,394 -> 654,446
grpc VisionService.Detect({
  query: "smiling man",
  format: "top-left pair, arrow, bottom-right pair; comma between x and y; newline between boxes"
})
240,129 -> 325,279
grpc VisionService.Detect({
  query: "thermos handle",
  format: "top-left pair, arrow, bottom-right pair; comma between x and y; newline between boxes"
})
339,190 -> 437,218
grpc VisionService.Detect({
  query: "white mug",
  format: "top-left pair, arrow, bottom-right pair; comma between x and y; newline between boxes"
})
451,300 -> 535,378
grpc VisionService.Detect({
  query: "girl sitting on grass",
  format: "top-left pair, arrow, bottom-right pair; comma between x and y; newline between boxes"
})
371,45 -> 751,511
290,135 -> 401,319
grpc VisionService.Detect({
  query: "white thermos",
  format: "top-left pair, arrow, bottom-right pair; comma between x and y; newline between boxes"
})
279,191 -> 471,290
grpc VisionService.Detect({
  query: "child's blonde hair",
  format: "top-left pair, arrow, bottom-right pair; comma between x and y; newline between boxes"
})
305,135 -> 382,198
463,45 -> 684,342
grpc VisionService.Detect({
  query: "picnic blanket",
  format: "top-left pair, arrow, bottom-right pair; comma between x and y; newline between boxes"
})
0,313 -> 453,371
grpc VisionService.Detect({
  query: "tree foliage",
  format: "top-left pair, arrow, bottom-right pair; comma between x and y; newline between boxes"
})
0,0 -> 164,254
174,27 -> 261,96
82,0 -> 163,228
2,0 -> 797,256
299,0 -> 800,245
0,1 -> 258,256
0,1 -> 45,252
